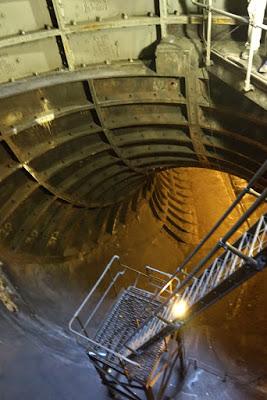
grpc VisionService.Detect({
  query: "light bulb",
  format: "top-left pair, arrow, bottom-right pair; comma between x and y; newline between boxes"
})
172,299 -> 188,320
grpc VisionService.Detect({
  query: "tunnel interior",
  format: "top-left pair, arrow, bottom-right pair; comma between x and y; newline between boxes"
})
0,1 -> 267,399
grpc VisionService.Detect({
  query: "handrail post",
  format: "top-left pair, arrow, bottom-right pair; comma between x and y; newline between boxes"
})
244,14 -> 256,92
68,255 -> 120,331
191,0 -> 267,91
206,0 -> 212,67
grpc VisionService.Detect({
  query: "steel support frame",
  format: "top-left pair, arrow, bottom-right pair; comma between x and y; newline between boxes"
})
88,334 -> 184,400
188,247 -> 267,320
46,0 -> 75,70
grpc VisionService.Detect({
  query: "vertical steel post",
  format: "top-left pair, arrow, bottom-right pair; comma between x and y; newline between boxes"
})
206,0 -> 212,66
244,15 -> 256,92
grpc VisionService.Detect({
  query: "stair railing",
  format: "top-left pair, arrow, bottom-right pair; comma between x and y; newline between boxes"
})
191,0 -> 267,90
69,255 -> 180,366
133,161 -> 267,337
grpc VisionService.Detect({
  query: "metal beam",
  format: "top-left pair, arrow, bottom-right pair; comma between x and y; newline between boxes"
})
159,0 -> 168,38
0,62 -> 153,99
54,15 -> 247,35
46,0 -> 75,70
0,15 -> 246,51
0,28 -> 60,49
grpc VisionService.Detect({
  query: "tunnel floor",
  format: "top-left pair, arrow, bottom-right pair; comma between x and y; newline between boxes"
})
1,306 -> 266,400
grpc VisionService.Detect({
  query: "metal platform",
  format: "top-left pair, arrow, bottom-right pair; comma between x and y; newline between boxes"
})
90,286 -> 165,384
69,257 -> 182,399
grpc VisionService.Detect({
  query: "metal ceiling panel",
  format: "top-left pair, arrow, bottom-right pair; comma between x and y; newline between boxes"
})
61,0 -> 157,24
0,37 -> 61,83
0,0 -> 51,38
94,77 -> 184,103
68,26 -> 157,66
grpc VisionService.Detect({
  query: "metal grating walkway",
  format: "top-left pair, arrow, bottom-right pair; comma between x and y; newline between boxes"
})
89,286 -> 165,383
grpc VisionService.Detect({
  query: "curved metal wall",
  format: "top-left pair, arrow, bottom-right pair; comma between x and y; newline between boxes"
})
0,70 -> 266,261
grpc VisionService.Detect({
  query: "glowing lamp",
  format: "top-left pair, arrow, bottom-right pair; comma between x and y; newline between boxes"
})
171,299 -> 188,320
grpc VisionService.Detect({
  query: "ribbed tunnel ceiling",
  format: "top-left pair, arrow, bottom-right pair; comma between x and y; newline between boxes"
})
0,0 -> 266,263
0,72 -> 266,262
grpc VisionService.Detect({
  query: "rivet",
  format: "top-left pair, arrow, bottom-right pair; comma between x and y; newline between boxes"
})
129,58 -> 134,63
9,77 -> 15,82
70,20 -> 77,26
44,24 -> 51,30
174,10 -> 179,15
81,63 -> 86,68
96,16 -> 102,22
19,29 -> 26,35
12,127 -> 17,135
105,60 -> 111,65
147,11 -> 154,17
121,13 -> 128,19
32,72 -> 38,76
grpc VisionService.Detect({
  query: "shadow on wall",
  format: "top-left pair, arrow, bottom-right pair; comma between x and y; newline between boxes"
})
225,0 -> 251,41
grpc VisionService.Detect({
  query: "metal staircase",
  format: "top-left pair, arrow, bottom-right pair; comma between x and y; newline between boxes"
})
69,160 -> 267,400
125,214 -> 267,355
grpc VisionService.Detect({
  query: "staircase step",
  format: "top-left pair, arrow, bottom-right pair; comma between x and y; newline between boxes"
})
124,214 -> 267,354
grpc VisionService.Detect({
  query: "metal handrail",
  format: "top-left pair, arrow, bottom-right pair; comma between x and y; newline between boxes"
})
68,255 -> 141,366
157,160 -> 267,297
143,160 -> 267,323
191,0 -> 267,30
124,214 -> 266,353
69,254 -> 120,328
68,255 -> 180,367
192,0 -> 267,91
